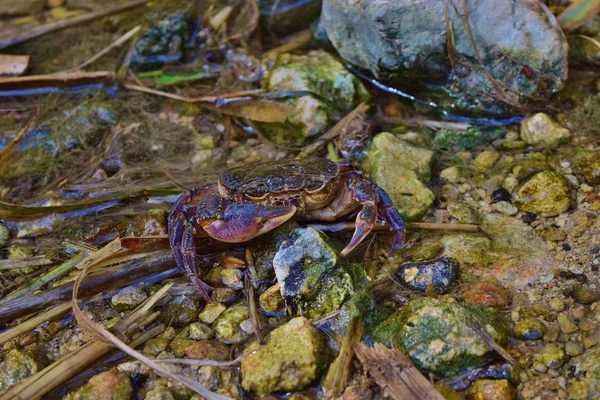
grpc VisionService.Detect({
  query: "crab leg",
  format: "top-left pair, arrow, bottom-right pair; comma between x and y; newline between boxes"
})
168,185 -> 218,301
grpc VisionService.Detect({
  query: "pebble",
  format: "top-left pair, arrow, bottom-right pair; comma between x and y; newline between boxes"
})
491,188 -> 511,203
188,322 -> 214,340
473,150 -> 500,172
558,313 -> 578,334
549,298 -> 566,312
198,302 -> 226,324
565,341 -> 584,357
572,284 -> 599,305
514,317 -> 547,340
462,280 -> 510,309
467,379 -> 515,400
492,201 -> 518,216
440,166 -> 460,183
184,340 -> 230,361
539,344 -> 565,368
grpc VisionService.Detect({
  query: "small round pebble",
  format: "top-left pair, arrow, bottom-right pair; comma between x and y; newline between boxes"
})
565,341 -> 584,357
539,344 -> 565,369
492,201 -> 518,216
572,284 -> 599,305
558,313 -> 578,334
549,298 -> 565,312
491,188 -> 512,203
514,317 -> 547,340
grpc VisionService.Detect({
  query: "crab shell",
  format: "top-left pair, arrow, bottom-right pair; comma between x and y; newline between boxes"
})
217,158 -> 342,213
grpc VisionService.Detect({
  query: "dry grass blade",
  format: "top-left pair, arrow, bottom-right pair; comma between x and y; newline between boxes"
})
155,356 -> 242,367
0,0 -> 150,50
0,118 -> 35,167
71,239 -> 231,400
0,55 -> 29,76
354,343 -> 445,400
307,221 -> 480,233
0,70 -> 111,91
75,25 -> 141,70
0,303 -> 71,346
300,103 -> 370,157
0,255 -> 52,270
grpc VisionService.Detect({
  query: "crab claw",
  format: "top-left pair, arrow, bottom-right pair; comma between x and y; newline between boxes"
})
340,204 -> 377,256
199,202 -> 297,243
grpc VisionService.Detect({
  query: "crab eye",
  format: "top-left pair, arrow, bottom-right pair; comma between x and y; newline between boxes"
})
304,178 -> 325,192
245,184 -> 268,198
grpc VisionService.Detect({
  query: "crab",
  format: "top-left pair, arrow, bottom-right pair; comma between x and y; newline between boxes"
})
168,158 -> 405,299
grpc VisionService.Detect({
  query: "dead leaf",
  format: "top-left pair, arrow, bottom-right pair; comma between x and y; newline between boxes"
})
0,54 -> 29,76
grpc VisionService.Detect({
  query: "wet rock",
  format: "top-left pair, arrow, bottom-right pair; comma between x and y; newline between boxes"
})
566,341 -> 584,357
241,317 -> 330,395
211,287 -> 239,304
467,379 -> 515,400
258,50 -> 369,146
123,209 -> 168,237
161,294 -> 200,327
213,302 -> 251,343
184,340 -> 230,361
395,257 -> 459,294
572,284 -> 599,305
0,0 -> 44,16
573,150 -> 600,185
514,317 -> 547,340
0,349 -> 45,391
132,6 -> 197,71
254,221 -> 299,282
520,113 -> 572,148
542,227 -> 567,242
199,301 -> 227,324
363,132 -> 435,220
111,287 -> 148,311
448,202 -> 480,224
64,369 -> 133,400
473,150 -> 500,172
321,0 -> 567,116
143,337 -> 170,357
512,170 -> 573,217
491,188 -> 511,203
258,0 -> 321,36
273,226 -> 353,319
462,280 -> 510,310
433,127 -> 505,151
539,344 -> 565,369
259,284 -> 286,315
372,297 -> 509,377
221,268 -> 243,290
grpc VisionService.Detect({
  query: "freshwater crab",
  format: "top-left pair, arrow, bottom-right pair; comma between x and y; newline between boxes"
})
168,158 -> 405,299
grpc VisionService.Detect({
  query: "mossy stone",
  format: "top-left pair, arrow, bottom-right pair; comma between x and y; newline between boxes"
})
513,170 -> 573,217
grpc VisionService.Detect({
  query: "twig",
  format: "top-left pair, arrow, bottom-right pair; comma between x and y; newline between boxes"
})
155,356 -> 242,368
263,29 -> 313,58
379,115 -> 470,131
75,25 -> 141,70
245,249 -> 264,344
0,0 -> 150,50
0,255 -> 52,270
0,71 -> 111,90
354,343 -> 445,400
0,303 -> 71,346
124,83 -> 264,103
1,253 -> 85,303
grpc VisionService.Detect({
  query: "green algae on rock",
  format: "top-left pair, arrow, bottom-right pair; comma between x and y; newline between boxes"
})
512,170 -> 573,217
371,297 -> 509,378
257,50 -> 369,146
272,226 -> 353,319
213,302 -> 251,344
514,317 -> 547,340
0,349 -> 45,391
241,317 -> 330,395
573,150 -> 600,185
363,132 -> 435,220
447,201 -> 481,224
520,113 -> 572,148
63,369 -> 133,400
111,287 -> 148,311
160,294 -> 200,327
567,347 -> 600,399
395,257 -> 459,294
433,127 -> 505,150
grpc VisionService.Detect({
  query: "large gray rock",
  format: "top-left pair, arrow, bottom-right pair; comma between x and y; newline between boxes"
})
321,0 -> 568,116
